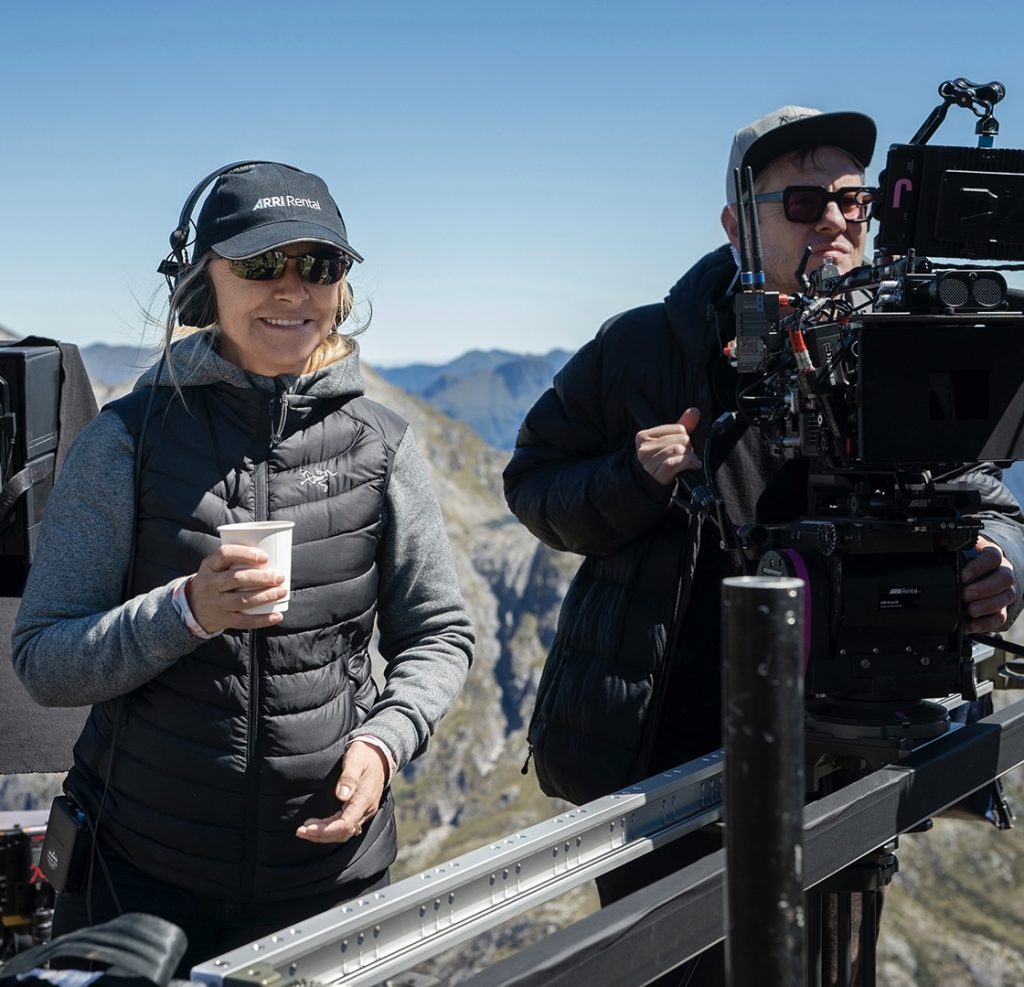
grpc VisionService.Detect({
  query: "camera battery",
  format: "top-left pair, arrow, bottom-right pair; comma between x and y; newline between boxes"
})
39,796 -> 91,895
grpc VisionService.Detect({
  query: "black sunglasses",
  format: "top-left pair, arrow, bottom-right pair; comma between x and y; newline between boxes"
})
752,186 -> 876,224
226,249 -> 354,285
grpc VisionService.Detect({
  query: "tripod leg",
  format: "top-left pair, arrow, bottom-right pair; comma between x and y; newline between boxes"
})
858,890 -> 878,987
806,890 -> 822,987
837,893 -> 851,987
820,894 -> 840,987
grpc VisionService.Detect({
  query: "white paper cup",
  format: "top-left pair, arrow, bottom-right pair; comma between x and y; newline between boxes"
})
216,521 -> 295,614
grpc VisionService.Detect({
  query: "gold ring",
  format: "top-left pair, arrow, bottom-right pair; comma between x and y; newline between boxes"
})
354,823 -> 363,837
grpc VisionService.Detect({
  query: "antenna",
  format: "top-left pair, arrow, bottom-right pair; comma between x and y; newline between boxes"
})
746,166 -> 765,287
733,167 -> 754,290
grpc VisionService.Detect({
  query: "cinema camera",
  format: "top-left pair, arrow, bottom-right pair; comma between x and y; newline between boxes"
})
684,79 -> 1024,770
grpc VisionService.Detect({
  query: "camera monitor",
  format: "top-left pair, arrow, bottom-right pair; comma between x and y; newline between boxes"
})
875,143 -> 1024,261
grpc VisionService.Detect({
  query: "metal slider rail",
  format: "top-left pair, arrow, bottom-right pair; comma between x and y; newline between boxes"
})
190,751 -> 725,987
463,695 -> 1024,987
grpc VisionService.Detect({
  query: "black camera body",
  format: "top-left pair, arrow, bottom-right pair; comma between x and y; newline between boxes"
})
723,79 -> 1024,719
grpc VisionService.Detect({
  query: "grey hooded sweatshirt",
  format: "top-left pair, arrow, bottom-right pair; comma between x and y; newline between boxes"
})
13,332 -> 473,899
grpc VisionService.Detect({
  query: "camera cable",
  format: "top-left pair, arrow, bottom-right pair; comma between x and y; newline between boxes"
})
75,355 -> 166,925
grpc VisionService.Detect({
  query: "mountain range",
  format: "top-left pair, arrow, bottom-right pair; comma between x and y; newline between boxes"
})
76,342 -> 572,450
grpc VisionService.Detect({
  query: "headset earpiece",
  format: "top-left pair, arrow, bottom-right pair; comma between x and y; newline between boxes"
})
169,225 -> 190,256
176,273 -> 213,328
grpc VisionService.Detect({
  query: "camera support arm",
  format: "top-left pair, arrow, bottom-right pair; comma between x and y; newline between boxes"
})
910,77 -> 1005,146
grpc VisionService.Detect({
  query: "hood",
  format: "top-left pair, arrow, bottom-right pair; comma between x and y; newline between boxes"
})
663,244 -> 739,364
133,329 -> 366,403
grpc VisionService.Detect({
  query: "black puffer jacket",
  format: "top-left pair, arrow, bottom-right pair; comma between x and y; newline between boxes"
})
504,245 -> 1024,806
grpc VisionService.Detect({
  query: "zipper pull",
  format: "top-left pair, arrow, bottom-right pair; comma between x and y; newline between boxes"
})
271,389 -> 289,444
521,743 -> 534,776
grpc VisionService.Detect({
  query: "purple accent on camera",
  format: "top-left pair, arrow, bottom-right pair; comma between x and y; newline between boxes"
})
892,177 -> 913,208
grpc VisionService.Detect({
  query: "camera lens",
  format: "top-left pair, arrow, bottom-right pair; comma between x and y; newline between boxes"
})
970,273 -> 1006,308
934,274 -> 970,308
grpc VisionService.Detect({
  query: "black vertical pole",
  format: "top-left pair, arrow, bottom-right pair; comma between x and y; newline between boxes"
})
722,575 -> 806,987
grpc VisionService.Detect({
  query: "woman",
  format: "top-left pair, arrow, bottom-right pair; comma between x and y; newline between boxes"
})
12,161 -> 473,972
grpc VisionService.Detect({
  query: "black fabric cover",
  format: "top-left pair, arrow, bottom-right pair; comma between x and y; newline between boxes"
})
1,338 -> 97,775
0,912 -> 186,986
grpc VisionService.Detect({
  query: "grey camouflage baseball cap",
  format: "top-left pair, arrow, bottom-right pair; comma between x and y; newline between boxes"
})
725,106 -> 876,203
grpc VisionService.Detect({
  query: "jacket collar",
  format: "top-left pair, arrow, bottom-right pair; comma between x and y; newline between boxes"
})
133,330 -> 366,403
663,244 -> 738,362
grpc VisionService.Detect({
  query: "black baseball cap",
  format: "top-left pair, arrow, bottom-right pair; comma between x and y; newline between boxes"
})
193,162 -> 363,262
725,106 -> 876,204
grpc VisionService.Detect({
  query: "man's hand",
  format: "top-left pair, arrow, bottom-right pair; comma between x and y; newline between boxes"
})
636,408 -> 702,486
186,545 -> 287,634
962,536 -> 1016,633
295,741 -> 387,843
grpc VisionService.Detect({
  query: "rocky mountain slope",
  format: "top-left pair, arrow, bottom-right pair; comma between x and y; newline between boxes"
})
358,367 -> 582,867
376,348 -> 572,449
879,765 -> 1024,987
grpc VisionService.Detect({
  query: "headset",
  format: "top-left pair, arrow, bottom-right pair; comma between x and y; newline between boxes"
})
157,159 -> 282,327
156,159 -> 361,330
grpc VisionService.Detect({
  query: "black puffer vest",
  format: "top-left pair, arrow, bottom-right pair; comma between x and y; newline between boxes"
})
68,376 -> 406,901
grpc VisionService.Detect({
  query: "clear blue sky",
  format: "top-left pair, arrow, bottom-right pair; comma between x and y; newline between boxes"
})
4,0 -> 1024,366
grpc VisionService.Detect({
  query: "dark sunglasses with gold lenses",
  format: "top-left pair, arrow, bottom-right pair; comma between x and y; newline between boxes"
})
226,249 -> 354,285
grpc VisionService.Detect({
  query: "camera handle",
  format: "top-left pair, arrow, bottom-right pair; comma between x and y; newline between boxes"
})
910,77 -> 1005,147
971,633 -> 1024,687
972,633 -> 1024,658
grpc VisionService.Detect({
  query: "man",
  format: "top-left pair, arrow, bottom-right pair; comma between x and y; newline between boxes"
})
503,106 -> 1024,986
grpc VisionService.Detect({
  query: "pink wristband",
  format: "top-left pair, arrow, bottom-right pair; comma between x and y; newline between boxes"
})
171,576 -> 220,639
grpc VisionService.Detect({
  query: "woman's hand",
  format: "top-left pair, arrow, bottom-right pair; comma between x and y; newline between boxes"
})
185,545 -> 287,634
295,741 -> 387,843
962,536 -> 1016,633
636,408 -> 702,486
